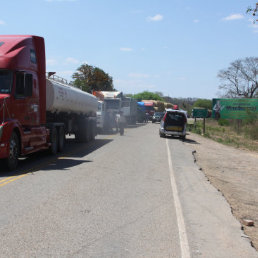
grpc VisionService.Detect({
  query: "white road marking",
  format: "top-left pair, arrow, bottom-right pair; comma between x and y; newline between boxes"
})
166,139 -> 191,258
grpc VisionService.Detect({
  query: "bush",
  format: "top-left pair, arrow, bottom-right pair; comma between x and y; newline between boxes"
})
244,124 -> 258,140
244,110 -> 258,125
218,119 -> 230,126
192,122 -> 202,134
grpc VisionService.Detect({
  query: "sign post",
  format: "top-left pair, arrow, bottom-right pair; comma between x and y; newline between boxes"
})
192,108 -> 208,135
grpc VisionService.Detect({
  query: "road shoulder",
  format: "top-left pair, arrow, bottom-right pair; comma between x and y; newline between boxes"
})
184,132 -> 258,251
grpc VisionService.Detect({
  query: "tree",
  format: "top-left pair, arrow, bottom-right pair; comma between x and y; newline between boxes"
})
72,64 -> 114,93
217,57 -> 258,98
247,3 -> 258,23
193,99 -> 212,109
132,91 -> 164,101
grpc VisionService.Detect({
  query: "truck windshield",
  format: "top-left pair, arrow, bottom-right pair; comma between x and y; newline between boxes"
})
106,100 -> 120,109
0,70 -> 13,94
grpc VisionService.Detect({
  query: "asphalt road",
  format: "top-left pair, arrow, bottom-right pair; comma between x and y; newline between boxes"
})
0,123 -> 257,257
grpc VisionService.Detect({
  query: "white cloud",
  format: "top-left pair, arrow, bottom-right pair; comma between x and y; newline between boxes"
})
222,14 -> 244,21
65,57 -> 79,64
120,47 -> 133,52
46,59 -> 58,66
147,14 -> 163,22
0,20 -> 6,25
193,19 -> 200,23
129,73 -> 150,78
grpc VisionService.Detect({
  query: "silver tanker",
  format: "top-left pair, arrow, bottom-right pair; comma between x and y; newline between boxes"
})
46,76 -> 98,143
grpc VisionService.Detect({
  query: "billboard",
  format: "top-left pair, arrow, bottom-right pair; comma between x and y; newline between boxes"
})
212,98 -> 258,119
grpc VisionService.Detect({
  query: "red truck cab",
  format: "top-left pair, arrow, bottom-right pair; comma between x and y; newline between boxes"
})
0,35 -> 49,170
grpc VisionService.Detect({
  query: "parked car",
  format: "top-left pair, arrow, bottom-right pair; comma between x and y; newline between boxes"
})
152,112 -> 165,123
159,109 -> 187,140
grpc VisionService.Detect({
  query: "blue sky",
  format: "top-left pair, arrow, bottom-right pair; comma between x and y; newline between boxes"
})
0,0 -> 257,99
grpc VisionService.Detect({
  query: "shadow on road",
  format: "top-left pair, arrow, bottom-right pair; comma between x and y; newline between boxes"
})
0,138 -> 113,177
183,138 -> 199,144
41,159 -> 92,172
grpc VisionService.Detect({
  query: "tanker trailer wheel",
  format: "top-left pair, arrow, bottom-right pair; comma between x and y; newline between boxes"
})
75,119 -> 88,142
91,121 -> 96,141
86,121 -> 91,142
49,127 -> 58,155
5,132 -> 20,170
58,126 -> 65,152
89,121 -> 96,141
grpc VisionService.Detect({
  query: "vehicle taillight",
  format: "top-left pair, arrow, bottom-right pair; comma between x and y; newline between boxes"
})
163,113 -> 167,121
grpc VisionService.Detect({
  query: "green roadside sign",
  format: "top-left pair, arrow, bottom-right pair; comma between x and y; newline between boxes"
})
212,98 -> 258,119
192,108 -> 208,118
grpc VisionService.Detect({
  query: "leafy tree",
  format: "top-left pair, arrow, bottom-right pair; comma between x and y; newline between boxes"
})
72,64 -> 114,93
193,99 -> 212,109
217,57 -> 258,98
247,3 -> 258,23
132,91 -> 164,101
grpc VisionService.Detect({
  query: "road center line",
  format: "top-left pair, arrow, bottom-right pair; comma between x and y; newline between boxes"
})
0,176 -> 16,184
166,139 -> 191,258
0,174 -> 27,187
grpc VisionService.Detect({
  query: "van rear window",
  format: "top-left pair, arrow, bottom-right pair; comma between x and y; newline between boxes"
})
165,112 -> 185,126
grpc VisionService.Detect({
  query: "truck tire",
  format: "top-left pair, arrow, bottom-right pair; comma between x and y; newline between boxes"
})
86,121 -> 91,142
5,132 -> 20,170
75,119 -> 88,142
49,127 -> 58,154
58,126 -> 65,152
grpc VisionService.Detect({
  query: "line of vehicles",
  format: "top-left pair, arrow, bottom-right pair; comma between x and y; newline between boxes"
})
93,91 -> 138,133
0,35 -> 186,170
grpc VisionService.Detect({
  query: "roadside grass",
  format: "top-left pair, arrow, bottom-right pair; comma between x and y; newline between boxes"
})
188,118 -> 258,152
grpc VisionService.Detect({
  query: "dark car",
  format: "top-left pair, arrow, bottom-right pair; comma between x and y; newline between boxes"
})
152,112 -> 165,123
159,109 -> 187,139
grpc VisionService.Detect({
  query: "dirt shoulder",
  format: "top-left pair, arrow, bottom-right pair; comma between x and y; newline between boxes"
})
184,132 -> 258,250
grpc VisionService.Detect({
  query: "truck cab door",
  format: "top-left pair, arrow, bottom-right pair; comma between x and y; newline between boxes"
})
12,72 -> 40,127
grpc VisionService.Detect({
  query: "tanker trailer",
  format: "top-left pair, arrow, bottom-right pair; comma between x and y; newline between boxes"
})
46,76 -> 98,144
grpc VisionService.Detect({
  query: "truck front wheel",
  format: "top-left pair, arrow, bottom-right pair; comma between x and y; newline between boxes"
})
6,132 -> 20,170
